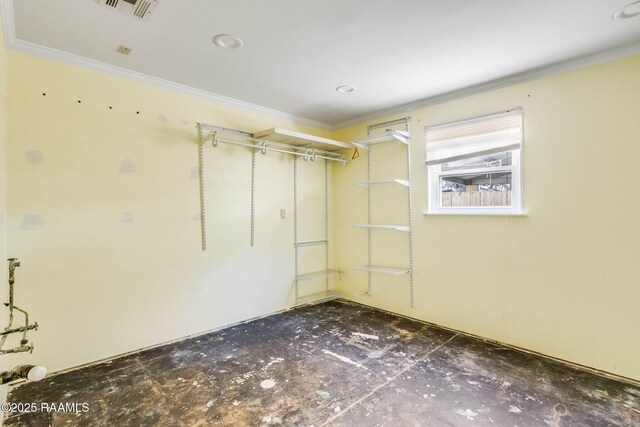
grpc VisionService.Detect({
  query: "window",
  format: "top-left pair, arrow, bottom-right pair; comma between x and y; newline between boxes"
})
426,108 -> 523,215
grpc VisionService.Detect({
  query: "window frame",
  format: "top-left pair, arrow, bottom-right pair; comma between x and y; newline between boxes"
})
425,109 -> 524,216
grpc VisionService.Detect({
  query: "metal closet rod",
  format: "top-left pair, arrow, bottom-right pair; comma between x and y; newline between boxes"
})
200,129 -> 346,163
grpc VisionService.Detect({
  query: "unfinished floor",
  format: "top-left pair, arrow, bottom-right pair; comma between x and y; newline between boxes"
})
4,300 -> 640,426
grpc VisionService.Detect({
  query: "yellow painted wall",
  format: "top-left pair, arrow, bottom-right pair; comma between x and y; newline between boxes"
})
5,51 -> 334,372
0,10 -> 10,404
3,32 -> 639,384
332,54 -> 640,381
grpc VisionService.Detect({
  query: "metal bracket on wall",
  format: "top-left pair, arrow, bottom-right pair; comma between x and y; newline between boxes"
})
197,123 -> 254,250
197,123 -> 207,251
353,117 -> 415,308
293,157 -> 343,305
196,122 -> 346,251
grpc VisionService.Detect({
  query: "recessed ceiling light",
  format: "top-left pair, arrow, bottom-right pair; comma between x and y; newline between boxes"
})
613,1 -> 640,20
213,34 -> 244,50
336,85 -> 356,94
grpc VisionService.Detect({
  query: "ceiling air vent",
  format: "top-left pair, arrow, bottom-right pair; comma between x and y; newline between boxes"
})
97,0 -> 158,21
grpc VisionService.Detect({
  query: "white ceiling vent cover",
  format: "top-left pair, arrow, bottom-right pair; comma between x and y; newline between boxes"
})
97,0 -> 158,21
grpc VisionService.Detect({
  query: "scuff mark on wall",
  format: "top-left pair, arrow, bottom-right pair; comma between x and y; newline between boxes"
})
24,151 -> 44,165
120,212 -> 135,223
118,159 -> 136,173
19,214 -> 45,230
190,167 -> 199,180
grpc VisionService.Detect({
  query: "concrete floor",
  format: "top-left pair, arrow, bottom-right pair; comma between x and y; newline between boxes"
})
4,300 -> 640,426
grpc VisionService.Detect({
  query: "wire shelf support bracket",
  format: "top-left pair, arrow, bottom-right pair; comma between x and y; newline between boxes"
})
196,123 -> 348,251
352,117 -> 415,307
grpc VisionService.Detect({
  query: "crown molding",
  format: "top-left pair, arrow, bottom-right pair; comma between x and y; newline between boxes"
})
0,0 -> 332,130
3,0 -> 640,132
7,39 -> 334,130
332,41 -> 640,130
0,0 -> 15,48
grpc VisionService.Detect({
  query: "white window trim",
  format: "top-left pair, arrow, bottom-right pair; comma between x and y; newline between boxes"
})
425,109 -> 524,216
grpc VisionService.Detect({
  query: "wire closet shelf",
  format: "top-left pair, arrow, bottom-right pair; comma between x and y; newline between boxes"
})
198,124 -> 347,164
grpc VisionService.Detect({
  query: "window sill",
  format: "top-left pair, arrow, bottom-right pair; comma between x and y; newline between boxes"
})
424,211 -> 527,217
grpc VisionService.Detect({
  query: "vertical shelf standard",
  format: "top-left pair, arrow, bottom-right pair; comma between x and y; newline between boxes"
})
196,123 -> 346,250
352,119 -> 415,307
294,157 -> 342,305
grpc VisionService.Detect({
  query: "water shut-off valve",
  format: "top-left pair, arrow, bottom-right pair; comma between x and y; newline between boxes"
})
1,258 -> 47,384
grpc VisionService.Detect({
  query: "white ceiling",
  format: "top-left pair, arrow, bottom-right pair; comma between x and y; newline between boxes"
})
4,0 -> 640,127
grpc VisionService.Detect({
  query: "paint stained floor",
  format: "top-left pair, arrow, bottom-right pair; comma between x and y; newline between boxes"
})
5,300 -> 640,426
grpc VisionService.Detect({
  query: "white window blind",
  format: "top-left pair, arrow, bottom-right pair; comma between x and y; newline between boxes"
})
426,108 -> 522,167
425,108 -> 524,215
